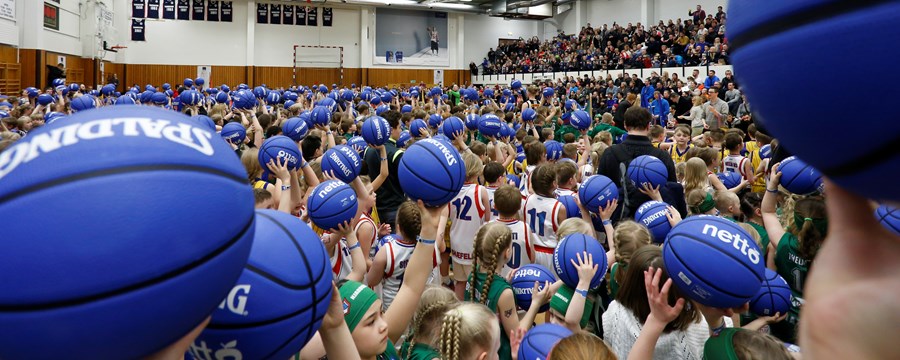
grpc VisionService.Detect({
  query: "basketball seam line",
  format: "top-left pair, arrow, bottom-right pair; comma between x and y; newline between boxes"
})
0,164 -> 249,205
729,0 -> 893,50
0,214 -> 254,311
257,211 -> 328,349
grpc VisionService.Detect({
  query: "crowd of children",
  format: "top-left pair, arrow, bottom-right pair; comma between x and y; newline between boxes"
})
2,71 -> 896,360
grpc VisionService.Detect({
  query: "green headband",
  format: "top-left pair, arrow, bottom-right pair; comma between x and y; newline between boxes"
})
702,328 -> 741,360
549,285 -> 593,328
691,192 -> 717,214
793,212 -> 828,237
339,280 -> 379,332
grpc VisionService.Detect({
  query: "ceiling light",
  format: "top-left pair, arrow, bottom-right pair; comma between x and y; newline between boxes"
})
429,3 -> 475,9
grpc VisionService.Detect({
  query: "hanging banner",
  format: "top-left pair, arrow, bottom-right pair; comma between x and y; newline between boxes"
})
295,6 -> 306,26
132,0 -> 145,18
191,0 -> 204,20
269,4 -> 281,25
162,0 -> 175,19
131,19 -> 146,41
206,0 -> 219,21
306,6 -> 317,26
219,1 -> 232,22
177,0 -> 190,20
283,5 -> 294,25
147,0 -> 160,18
256,3 -> 268,24
323,7 -> 332,27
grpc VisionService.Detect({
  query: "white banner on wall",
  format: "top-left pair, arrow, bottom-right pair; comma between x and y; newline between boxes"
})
0,0 -> 14,20
197,66 -> 211,89
433,69 -> 443,85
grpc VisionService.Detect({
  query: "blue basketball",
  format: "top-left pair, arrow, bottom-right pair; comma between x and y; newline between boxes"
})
183,78 -> 193,87
362,116 -> 391,146
375,104 -> 390,116
553,233 -> 608,290
322,145 -> 363,183
284,91 -> 298,102
518,323 -> 572,360
401,104 -> 412,113
37,93 -> 54,106
100,84 -> 116,96
318,85 -> 328,93
310,106 -> 332,127
0,106 -> 254,359
52,78 -> 65,87
193,115 -> 216,131
484,88 -> 495,98
758,144 -> 772,159
875,204 -> 900,236
511,264 -> 556,312
397,130 -> 411,148
506,174 -> 520,188
258,136 -> 302,171
44,112 -> 65,125
308,180 -> 359,231
253,86 -> 269,99
233,90 -> 258,110
499,124 -> 514,141
635,201 -> 673,243
341,90 -> 354,102
189,210 -> 332,360
778,156 -> 823,195
478,114 -> 503,138
68,83 -> 80,93
717,172 -> 743,189
194,77 -> 205,86
347,136 -> 367,155
380,91 -> 392,104
662,215 -> 765,308
427,114 -> 443,129
151,92 -> 168,105
220,84 -> 230,93
266,92 -> 282,105
511,79 -> 522,90
180,90 -> 202,106
221,122 -> 246,145
115,95 -> 136,106
627,155 -> 668,189
441,116 -> 465,140
465,113 -> 480,130
215,92 -> 230,104
749,269 -> 792,317
282,116 -> 310,142
542,87 -> 555,98
565,99 -> 579,111
238,83 -> 248,90
578,175 -> 619,214
570,110 -> 591,130
729,1 -> 900,202
522,108 -> 537,122
543,140 -> 562,161
557,195 -> 582,220
406,119 -> 427,138
70,96 -> 96,112
398,138 -> 465,207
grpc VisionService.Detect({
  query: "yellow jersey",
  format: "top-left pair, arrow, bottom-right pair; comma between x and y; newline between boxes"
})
668,144 -> 695,164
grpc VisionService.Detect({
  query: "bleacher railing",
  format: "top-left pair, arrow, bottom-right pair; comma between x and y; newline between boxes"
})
470,64 -> 734,86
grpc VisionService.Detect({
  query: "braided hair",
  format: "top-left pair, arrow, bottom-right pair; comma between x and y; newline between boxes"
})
439,303 -> 498,360
468,222 -> 512,305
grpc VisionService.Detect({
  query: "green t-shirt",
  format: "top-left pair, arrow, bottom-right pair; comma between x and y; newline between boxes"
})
588,123 -> 627,138
465,271 -> 513,360
554,124 -> 581,142
773,232 -> 809,343
748,221 -> 770,252
379,339 -> 400,360
406,342 -> 441,360
608,262 -> 624,300
448,90 -> 461,106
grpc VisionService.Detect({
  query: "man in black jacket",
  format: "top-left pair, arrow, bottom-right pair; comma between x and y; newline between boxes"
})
363,110 -> 405,227
46,63 -> 66,88
598,107 -> 684,222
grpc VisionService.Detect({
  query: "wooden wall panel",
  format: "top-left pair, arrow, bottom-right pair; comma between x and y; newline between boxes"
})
101,61 -> 124,91
0,45 -> 19,94
254,67 -> 293,88
0,44 -> 16,64
122,64 -> 246,90
20,49 -> 38,89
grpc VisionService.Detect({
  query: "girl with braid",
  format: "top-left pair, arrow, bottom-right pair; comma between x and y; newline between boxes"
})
463,222 -> 555,360
400,286 -> 459,360
439,303 -> 500,360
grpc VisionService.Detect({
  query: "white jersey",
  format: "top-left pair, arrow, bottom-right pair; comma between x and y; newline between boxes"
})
581,163 -> 595,179
520,165 -> 536,195
554,188 -> 575,197
485,185 -> 499,219
380,240 -> 417,310
722,154 -> 750,179
449,183 -> 487,265
493,218 -> 536,277
327,236 -> 353,281
356,213 -> 378,259
523,194 -> 563,271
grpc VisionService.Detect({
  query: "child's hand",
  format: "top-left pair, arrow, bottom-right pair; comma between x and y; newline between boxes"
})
644,266 -> 685,326
509,328 -> 527,360
320,282 -> 346,330
266,158 -> 291,183
768,162 -> 783,187
759,311 -> 787,325
377,223 -> 392,237
665,205 -> 682,227
531,280 -> 553,307
334,220 -> 356,237
572,251 -> 598,289
599,198 -> 618,221
322,170 -> 338,182
639,183 -> 663,202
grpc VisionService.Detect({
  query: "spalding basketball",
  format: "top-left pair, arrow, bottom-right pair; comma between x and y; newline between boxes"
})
0,106 -> 254,359
510,264 -> 556,312
553,233 -> 608,290
189,210 -> 333,360
544,140 -> 563,161
522,108 -> 537,122
578,175 -> 619,213
410,119 -> 428,137
398,138 -> 465,207
221,122 -> 246,145
875,204 -> 900,236
321,145 -> 363,183
361,116 -> 391,146
282,116 -> 310,142
778,156 -> 823,195
717,172 -> 743,190
478,114 -> 503,138
663,215 -> 765,308
307,180 -> 359,231
465,113 -> 480,130
635,201 -> 672,243
557,195 -> 582,220
749,269 -> 792,317
570,110 -> 591,130
310,106 -> 332,127
347,136 -> 367,155
441,116 -> 465,140
518,323 -> 572,360
627,155 -> 668,189
258,136 -> 302,171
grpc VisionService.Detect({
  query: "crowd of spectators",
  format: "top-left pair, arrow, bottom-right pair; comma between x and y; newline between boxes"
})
473,5 -> 729,75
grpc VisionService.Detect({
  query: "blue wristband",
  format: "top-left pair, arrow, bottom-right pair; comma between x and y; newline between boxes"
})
347,243 -> 361,251
602,219 -> 611,226
417,237 -> 436,245
574,288 -> 589,298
